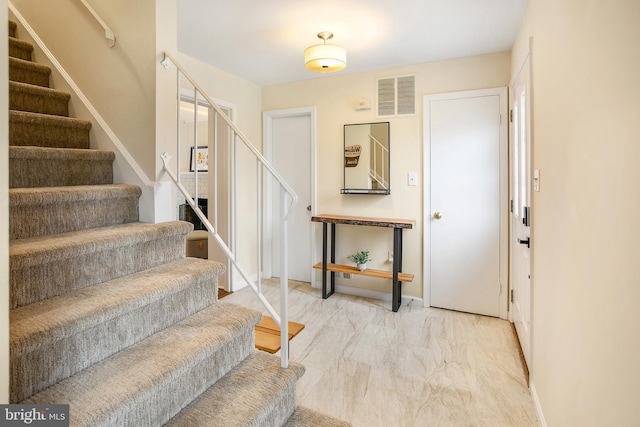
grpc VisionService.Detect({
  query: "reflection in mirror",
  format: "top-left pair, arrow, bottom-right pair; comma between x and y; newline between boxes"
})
342,122 -> 390,194
179,97 -> 210,173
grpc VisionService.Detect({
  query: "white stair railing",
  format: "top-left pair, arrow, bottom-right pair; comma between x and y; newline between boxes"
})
369,134 -> 389,189
79,0 -> 115,47
160,53 -> 297,369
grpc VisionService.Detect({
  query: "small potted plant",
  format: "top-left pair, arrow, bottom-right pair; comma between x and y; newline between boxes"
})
349,250 -> 372,271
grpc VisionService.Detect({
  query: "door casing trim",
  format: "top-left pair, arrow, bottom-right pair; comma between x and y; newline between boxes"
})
263,107 -> 317,283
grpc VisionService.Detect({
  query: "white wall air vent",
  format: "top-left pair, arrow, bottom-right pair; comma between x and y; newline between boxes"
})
376,75 -> 416,117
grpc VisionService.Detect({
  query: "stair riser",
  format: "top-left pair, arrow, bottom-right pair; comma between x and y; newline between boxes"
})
116,331 -> 255,426
10,59 -> 51,87
10,196 -> 139,239
9,38 -> 32,61
10,234 -> 187,308
9,21 -> 17,38
12,278 -> 219,402
10,194 -> 139,240
10,86 -> 69,117
259,383 -> 298,427
10,114 -> 91,149
10,157 -> 114,188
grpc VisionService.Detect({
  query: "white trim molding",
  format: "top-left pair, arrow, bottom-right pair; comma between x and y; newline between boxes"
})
262,106 -> 317,282
530,382 -> 547,427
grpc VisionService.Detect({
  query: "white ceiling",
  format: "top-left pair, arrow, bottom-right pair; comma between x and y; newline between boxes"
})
177,0 -> 528,87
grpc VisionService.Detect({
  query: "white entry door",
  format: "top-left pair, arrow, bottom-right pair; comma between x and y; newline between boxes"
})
510,52 -> 532,366
264,108 -> 315,283
424,88 -> 507,317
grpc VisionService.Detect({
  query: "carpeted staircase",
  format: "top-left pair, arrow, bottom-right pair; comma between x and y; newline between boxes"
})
7,19 -> 350,427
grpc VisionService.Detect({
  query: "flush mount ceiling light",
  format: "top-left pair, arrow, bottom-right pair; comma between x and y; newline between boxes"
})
304,31 -> 347,73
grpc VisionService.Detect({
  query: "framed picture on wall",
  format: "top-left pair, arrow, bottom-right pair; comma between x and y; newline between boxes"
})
190,146 -> 208,172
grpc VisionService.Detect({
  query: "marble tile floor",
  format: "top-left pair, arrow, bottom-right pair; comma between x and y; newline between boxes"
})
222,280 -> 540,427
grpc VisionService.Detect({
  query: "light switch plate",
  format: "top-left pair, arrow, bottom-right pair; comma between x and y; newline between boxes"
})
408,172 -> 417,186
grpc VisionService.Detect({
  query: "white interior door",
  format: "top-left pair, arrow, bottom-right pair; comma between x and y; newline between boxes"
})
425,89 -> 507,317
264,108 -> 315,283
510,53 -> 532,366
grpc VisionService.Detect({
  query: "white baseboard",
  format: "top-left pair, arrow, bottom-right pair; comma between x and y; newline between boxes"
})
530,381 -> 547,427
311,280 -> 423,306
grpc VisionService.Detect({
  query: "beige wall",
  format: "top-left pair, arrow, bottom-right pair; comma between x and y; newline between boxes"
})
153,0 -> 178,222
175,53 -> 263,140
263,52 -> 511,298
1,0 -> 9,403
512,1 -> 640,425
11,0 -> 157,179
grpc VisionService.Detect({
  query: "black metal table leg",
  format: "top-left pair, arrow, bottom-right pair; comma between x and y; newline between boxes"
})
321,222 -> 335,299
330,223 -> 336,296
322,223 -> 328,298
392,227 -> 402,312
397,229 -> 403,309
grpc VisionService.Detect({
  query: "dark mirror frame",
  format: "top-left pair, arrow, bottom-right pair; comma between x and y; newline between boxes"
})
341,122 -> 391,195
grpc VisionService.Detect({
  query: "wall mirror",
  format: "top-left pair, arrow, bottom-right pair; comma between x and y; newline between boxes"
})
342,122 -> 390,195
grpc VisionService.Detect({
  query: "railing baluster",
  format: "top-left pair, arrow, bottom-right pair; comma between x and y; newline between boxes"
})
232,132 -> 238,281
213,111 -> 219,233
280,185 -> 289,368
257,159 -> 262,295
161,52 -> 297,369
175,73 -> 181,186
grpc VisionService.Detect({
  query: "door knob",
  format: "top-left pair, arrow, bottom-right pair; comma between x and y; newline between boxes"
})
306,205 -> 312,211
433,212 -> 442,220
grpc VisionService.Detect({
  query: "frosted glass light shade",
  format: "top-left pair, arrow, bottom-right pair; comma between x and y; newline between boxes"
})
304,43 -> 347,72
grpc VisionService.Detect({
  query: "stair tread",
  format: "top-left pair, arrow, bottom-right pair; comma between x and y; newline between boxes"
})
255,317 -> 306,354
9,80 -> 70,100
9,146 -> 114,160
9,37 -> 33,61
9,183 -> 141,206
9,146 -> 115,188
23,303 -> 263,425
9,110 -> 92,149
10,109 -> 92,129
11,257 -> 225,357
10,221 -> 193,269
9,56 -> 50,72
256,315 -> 305,339
9,56 -> 51,87
9,36 -> 32,49
284,407 -> 353,427
165,351 -> 305,427
255,330 -> 284,353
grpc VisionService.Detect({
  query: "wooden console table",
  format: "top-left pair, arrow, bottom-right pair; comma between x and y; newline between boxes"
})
311,214 -> 415,312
